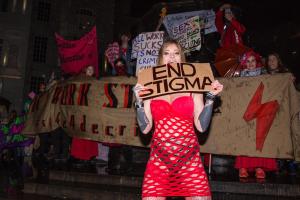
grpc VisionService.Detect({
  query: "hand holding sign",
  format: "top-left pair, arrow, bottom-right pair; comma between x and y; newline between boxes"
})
210,80 -> 223,96
133,83 -> 149,103
137,62 -> 215,99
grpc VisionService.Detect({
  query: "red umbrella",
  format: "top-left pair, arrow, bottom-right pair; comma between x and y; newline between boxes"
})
214,44 -> 251,77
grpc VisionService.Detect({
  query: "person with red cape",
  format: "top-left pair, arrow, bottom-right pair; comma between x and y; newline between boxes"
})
214,3 -> 250,77
215,3 -> 245,48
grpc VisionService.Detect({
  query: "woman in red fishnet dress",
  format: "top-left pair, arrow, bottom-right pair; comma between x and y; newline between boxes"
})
133,40 -> 223,200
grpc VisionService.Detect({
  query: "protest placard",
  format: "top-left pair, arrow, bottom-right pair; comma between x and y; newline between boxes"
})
105,42 -> 119,67
172,16 -> 201,53
137,62 -> 214,99
131,31 -> 164,74
163,10 -> 216,37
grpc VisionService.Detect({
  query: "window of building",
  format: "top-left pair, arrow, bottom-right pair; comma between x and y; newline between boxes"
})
76,8 -> 95,31
76,8 -> 94,17
7,45 -> 19,68
0,0 -> 9,12
0,0 -> 23,13
30,76 -> 45,93
33,36 -> 47,63
37,0 -> 51,22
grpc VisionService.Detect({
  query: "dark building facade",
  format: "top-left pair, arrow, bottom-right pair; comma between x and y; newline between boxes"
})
0,0 -> 115,112
0,0 -> 32,112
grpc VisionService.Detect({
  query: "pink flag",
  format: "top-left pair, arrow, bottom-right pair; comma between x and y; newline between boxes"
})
55,26 -> 99,77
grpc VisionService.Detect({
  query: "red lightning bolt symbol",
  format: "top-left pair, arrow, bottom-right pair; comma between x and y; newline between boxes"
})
243,82 -> 279,152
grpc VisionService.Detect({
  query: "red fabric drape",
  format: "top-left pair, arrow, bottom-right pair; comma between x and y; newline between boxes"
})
70,138 -> 98,160
55,26 -> 99,77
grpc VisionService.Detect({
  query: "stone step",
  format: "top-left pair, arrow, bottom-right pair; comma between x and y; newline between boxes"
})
24,180 -> 141,200
23,170 -> 300,199
49,170 -> 142,188
48,171 -> 300,197
23,181 -> 300,200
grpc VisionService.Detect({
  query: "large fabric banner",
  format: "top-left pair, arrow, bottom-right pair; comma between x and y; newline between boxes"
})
55,26 -> 99,77
22,73 -> 300,161
131,31 -> 164,74
163,10 -> 217,37
172,16 -> 201,53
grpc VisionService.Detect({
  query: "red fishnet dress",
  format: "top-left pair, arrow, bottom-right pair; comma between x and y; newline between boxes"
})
142,96 -> 211,197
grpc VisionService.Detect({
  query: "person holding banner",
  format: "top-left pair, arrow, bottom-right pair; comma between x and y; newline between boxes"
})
70,65 -> 98,161
265,52 -> 297,176
134,40 -> 223,200
266,52 -> 290,75
235,51 -> 277,180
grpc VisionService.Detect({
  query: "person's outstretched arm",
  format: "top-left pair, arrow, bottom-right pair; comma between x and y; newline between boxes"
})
193,93 -> 215,133
133,84 -> 153,134
194,80 -> 223,132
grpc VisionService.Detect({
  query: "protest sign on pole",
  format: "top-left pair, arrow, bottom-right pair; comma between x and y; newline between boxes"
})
163,10 -> 217,37
172,16 -> 201,53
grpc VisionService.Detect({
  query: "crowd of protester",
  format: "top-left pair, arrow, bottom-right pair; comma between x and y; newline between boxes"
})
0,2 -> 299,197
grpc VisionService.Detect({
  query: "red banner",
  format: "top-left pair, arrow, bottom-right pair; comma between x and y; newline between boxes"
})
55,26 -> 99,77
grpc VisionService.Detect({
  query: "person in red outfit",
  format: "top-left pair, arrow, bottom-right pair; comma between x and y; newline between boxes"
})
215,3 -> 246,48
235,51 -> 277,179
70,65 -> 98,161
113,58 -> 128,76
133,40 -> 223,200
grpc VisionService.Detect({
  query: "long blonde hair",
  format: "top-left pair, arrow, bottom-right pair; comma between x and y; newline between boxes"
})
157,39 -> 186,65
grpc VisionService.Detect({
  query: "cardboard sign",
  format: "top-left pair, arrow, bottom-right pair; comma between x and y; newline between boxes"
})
137,63 -> 214,99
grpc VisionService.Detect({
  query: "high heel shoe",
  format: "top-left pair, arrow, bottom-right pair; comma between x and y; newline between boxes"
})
255,168 -> 266,179
239,168 -> 249,178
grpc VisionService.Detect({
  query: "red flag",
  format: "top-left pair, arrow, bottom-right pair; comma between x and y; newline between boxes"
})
55,26 -> 99,77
